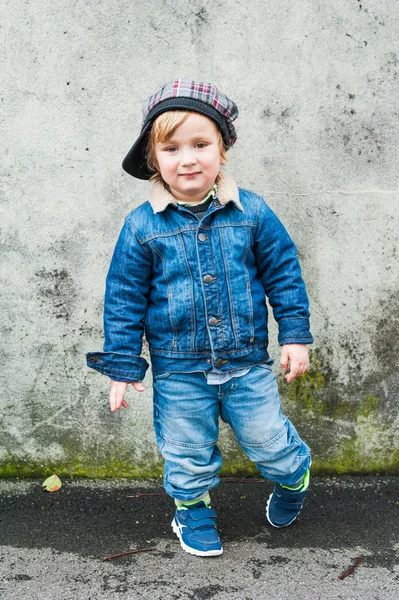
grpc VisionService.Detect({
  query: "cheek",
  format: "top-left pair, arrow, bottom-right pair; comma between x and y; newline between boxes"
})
203,149 -> 221,171
157,156 -> 177,179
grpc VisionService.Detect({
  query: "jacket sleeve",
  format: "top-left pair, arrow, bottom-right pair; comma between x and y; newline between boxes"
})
253,197 -> 314,346
86,218 -> 152,382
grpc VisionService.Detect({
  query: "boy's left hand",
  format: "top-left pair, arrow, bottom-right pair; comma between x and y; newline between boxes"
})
280,344 -> 309,383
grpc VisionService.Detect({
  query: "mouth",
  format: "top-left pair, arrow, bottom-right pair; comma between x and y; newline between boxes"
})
179,172 -> 201,177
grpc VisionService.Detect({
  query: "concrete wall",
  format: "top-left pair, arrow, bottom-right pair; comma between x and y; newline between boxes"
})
1,0 -> 398,477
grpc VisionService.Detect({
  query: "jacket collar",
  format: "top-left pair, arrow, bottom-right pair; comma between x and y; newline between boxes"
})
148,172 -> 244,214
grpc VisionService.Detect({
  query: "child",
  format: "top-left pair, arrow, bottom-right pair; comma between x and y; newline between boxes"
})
87,79 -> 313,557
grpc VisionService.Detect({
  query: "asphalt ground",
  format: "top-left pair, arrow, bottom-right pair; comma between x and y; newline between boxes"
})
0,476 -> 398,599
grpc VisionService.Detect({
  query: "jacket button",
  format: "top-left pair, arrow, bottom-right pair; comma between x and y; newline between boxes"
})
198,233 -> 207,241
208,317 -> 219,326
203,274 -> 215,284
207,359 -> 212,364
215,358 -> 227,368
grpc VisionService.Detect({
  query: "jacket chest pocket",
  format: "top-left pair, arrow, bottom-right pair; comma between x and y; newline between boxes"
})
148,233 -> 197,350
217,225 -> 256,344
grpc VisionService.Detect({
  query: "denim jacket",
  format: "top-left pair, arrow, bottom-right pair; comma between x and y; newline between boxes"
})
86,173 -> 313,382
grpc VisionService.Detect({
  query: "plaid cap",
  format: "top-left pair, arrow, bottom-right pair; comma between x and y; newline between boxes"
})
122,78 -> 239,180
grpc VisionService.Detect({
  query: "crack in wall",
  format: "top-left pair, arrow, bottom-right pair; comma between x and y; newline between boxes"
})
265,189 -> 399,196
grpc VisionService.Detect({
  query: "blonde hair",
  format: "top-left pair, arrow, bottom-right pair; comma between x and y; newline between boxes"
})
146,110 -> 227,183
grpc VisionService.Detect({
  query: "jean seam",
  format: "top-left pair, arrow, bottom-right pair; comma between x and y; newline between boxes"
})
219,227 -> 239,348
138,221 -> 257,244
243,226 -> 255,342
256,363 -> 272,371
161,434 -> 217,450
237,424 -> 287,450
153,371 -> 172,381
179,232 -> 197,352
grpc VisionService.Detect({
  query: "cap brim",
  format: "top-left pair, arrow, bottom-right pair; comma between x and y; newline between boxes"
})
122,121 -> 155,180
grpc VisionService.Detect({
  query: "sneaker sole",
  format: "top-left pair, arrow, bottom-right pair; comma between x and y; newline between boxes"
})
266,492 -> 302,528
172,519 -> 223,557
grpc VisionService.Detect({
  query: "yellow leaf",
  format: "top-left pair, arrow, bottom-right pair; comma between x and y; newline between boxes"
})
42,473 -> 62,492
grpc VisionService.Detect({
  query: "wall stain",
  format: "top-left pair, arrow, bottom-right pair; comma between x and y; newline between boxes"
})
35,268 -> 77,321
189,5 -> 209,42
329,84 -> 386,159
261,101 -> 295,131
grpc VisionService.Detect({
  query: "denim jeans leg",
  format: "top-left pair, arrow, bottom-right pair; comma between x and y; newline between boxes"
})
220,363 -> 311,486
152,370 -> 223,501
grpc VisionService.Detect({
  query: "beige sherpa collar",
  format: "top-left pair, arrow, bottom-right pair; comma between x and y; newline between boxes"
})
148,172 -> 243,214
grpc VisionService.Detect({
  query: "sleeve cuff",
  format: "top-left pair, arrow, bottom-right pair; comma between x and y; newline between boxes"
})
86,352 -> 149,382
278,318 -> 314,346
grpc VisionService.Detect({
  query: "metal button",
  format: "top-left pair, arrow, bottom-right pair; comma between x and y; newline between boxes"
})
198,233 -> 207,242
207,359 -> 212,364
203,274 -> 215,284
208,317 -> 220,326
215,358 -> 227,368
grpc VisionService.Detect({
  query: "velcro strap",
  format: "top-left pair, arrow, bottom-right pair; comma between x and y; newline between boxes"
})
275,498 -> 303,511
189,517 -> 218,530
189,507 -> 217,521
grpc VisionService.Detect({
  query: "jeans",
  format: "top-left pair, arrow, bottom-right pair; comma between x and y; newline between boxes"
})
152,363 -> 311,501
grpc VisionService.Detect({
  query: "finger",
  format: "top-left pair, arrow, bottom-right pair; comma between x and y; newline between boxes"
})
114,387 -> 126,411
300,360 -> 309,373
280,348 -> 289,370
131,382 -> 145,392
111,392 -> 123,412
110,382 -> 127,412
285,372 -> 297,383
121,399 -> 128,408
288,368 -> 305,381
296,362 -> 308,376
109,385 -> 117,412
285,361 -> 300,382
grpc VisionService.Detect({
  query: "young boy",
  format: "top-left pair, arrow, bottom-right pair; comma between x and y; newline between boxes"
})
87,79 -> 313,557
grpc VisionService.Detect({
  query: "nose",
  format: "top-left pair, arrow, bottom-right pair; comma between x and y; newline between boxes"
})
180,148 -> 196,167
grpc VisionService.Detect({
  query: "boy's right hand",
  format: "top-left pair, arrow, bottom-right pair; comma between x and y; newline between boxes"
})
109,380 -> 145,413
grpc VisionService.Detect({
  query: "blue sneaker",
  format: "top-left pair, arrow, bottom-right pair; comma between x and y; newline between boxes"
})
266,470 -> 310,528
172,501 -> 223,556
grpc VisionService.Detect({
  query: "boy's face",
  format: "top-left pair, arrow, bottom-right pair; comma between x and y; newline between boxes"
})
154,113 -> 222,203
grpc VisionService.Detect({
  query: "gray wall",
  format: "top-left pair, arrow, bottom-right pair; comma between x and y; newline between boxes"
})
1,0 -> 398,477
